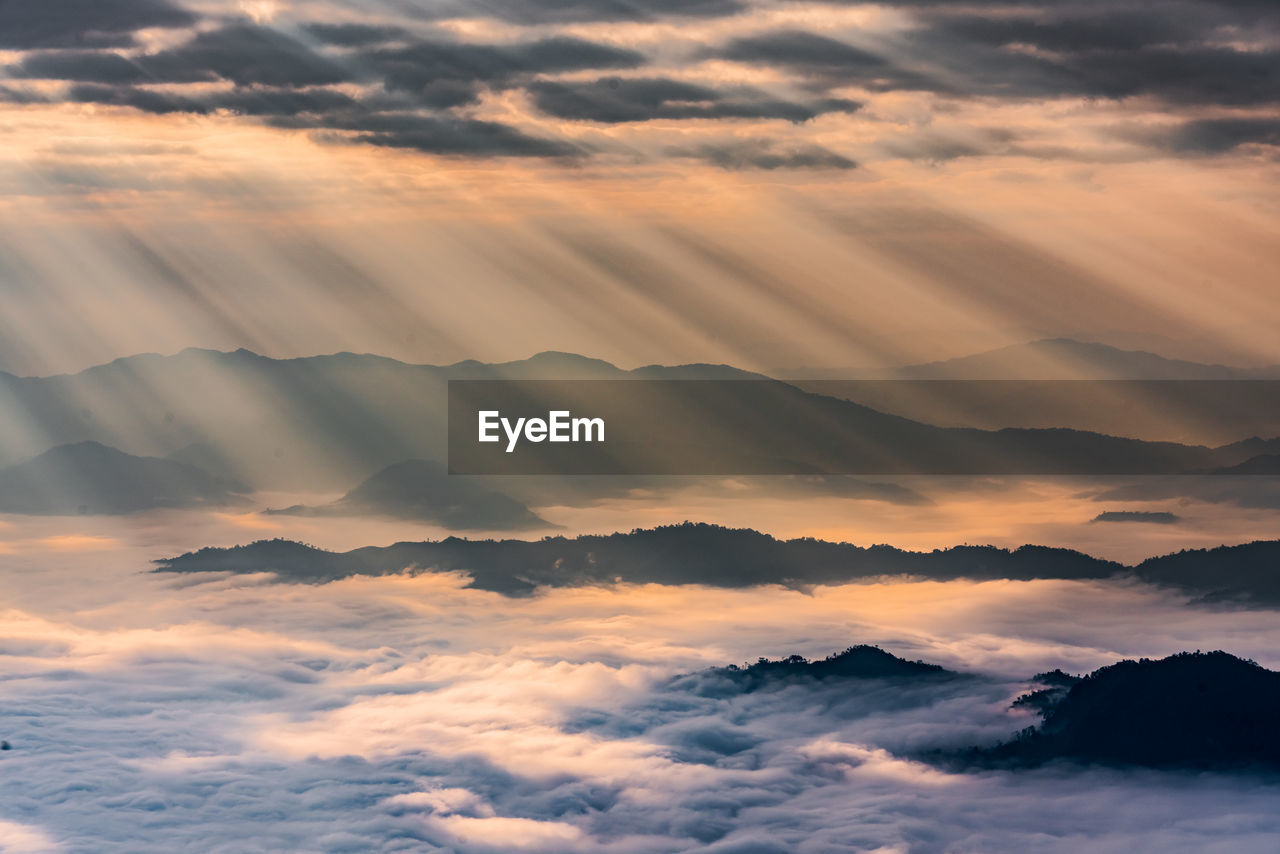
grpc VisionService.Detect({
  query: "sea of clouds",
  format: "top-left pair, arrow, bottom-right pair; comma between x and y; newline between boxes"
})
2,533 -> 1280,853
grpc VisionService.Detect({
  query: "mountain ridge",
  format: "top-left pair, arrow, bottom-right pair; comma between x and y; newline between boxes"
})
152,522 -> 1280,604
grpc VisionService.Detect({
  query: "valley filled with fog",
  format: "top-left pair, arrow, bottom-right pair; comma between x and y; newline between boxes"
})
2,497 -> 1280,852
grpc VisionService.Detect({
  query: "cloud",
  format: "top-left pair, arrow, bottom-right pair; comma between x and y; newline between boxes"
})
670,140 -> 858,170
364,36 -> 646,94
1139,117 -> 1280,154
10,25 -> 349,87
1093,510 -> 1182,524
302,22 -> 411,47
144,23 -> 352,88
0,0 -> 195,49
0,85 -> 45,105
4,1 -> 1276,169
311,114 -> 582,158
429,0 -> 746,25
528,77 -> 860,124
5,529 -> 1280,853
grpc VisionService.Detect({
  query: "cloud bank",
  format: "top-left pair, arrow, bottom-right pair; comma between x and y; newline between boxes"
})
3,538 -> 1280,851
1,0 -> 1276,168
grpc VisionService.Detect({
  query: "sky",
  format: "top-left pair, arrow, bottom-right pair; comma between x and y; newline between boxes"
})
0,0 -> 1278,374
5,5 -> 1280,851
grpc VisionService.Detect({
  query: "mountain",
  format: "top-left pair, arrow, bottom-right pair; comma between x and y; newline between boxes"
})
267,460 -> 550,530
0,349 -> 760,490
0,441 -> 246,515
155,525 -> 1280,605
1213,454 -> 1280,474
1134,540 -> 1280,604
974,652 -> 1280,770
153,522 -> 1124,595
694,645 -> 959,693
0,346 -> 1270,488
1010,670 -> 1081,715
782,339 -> 1280,446
897,338 -> 1259,380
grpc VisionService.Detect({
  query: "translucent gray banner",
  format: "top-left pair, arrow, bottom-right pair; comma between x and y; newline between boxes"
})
447,379 -> 1280,475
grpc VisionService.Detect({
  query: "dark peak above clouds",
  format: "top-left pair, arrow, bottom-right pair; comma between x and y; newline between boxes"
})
708,645 -> 960,690
969,651 -> 1280,771
154,522 -> 1125,596
154,525 -> 1280,607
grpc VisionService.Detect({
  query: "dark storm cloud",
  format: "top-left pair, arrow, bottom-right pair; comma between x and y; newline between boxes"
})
313,114 -> 581,158
672,140 -> 858,170
721,7 -> 1280,108
303,22 -> 411,47
528,77 -> 861,124
718,31 -> 888,73
9,24 -> 641,159
148,23 -> 352,87
714,31 -> 942,92
428,0 -> 746,25
365,36 -> 645,93
5,1 -> 1275,164
914,13 -> 1280,107
934,10 -> 1213,53
0,0 -> 195,49
66,83 -> 360,117
10,49 -> 215,84
10,25 -> 350,87
68,82 -> 209,115
1149,117 -> 1280,153
1064,46 -> 1280,105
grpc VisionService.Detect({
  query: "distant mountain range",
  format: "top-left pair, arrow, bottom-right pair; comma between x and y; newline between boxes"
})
267,460 -> 550,530
896,338 -> 1280,380
0,441 -> 246,515
153,522 -> 1280,605
0,348 -> 773,490
0,341 -> 1275,500
789,338 -> 1280,445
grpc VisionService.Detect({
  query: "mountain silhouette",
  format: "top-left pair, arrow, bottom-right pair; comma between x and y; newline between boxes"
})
698,645 -> 959,693
973,652 -> 1280,770
897,338 -> 1263,380
1134,540 -> 1280,604
154,522 -> 1123,595
267,460 -> 550,530
1212,453 -> 1280,474
0,441 -> 246,515
0,346 -> 1272,489
1010,670 -> 1081,715
156,524 -> 1280,605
